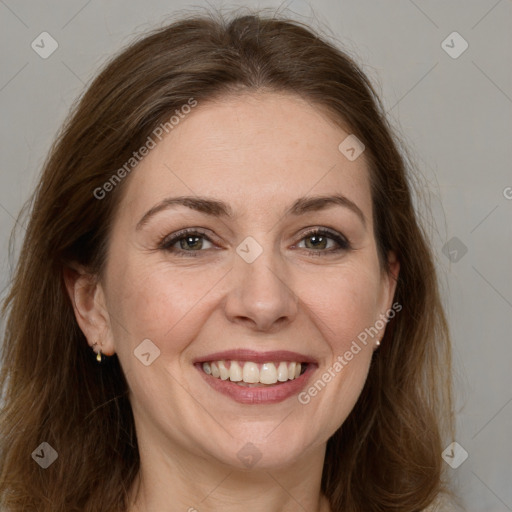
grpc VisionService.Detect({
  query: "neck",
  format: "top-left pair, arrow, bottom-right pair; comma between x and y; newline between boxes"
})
127,433 -> 331,512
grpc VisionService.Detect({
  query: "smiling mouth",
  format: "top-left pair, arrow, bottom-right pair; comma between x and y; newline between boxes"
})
199,360 -> 308,386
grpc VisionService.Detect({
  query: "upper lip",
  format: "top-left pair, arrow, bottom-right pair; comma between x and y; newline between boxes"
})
193,349 -> 317,364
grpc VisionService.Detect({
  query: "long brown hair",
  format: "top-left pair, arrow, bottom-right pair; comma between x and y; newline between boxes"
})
0,7 -> 454,511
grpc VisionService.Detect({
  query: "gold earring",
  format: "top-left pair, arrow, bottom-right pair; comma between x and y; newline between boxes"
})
92,342 -> 103,363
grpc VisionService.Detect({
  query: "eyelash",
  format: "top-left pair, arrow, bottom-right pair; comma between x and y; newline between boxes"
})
158,227 -> 351,258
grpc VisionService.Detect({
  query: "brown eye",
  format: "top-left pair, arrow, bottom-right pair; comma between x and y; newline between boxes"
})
159,229 -> 215,256
296,228 -> 351,255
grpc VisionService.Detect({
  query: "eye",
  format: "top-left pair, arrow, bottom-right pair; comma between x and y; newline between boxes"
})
159,228 -> 215,256
295,228 -> 351,255
158,227 -> 351,258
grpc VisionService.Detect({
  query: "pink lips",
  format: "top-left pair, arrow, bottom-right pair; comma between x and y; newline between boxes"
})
193,349 -> 317,405
193,349 -> 317,365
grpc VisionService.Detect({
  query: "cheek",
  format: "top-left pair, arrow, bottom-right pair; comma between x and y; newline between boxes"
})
294,267 -> 381,430
297,263 -> 382,354
107,259 -> 225,353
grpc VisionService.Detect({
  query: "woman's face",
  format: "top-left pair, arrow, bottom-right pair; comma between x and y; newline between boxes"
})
89,92 -> 399,470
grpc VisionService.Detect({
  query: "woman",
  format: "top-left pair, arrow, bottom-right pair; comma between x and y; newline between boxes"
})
0,9 -> 456,512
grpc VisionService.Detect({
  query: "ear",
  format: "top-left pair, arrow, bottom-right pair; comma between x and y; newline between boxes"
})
381,250 -> 400,310
63,265 -> 116,357
375,250 -> 400,341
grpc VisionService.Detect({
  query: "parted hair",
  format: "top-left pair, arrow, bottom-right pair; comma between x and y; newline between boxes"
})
0,8 -> 454,511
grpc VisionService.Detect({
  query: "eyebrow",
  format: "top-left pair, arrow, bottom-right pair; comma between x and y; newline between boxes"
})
135,193 -> 366,231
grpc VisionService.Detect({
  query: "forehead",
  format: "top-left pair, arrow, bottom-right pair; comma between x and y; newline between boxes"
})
119,91 -> 372,225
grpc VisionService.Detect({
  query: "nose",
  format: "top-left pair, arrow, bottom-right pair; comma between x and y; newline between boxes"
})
223,243 -> 299,332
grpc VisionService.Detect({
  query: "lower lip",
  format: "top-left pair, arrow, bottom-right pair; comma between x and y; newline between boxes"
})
195,364 -> 316,404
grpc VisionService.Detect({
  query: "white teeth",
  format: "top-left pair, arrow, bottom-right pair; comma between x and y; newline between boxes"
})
201,360 -> 304,384
260,362 -> 278,384
277,362 -> 289,382
218,360 -> 229,380
288,362 -> 296,380
229,361 -> 243,382
242,362 -> 260,383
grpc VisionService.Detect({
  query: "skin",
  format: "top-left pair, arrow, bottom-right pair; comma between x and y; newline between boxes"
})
66,91 -> 399,512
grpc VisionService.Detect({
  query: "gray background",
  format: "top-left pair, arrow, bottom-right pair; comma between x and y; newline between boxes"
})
1,0 -> 511,510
